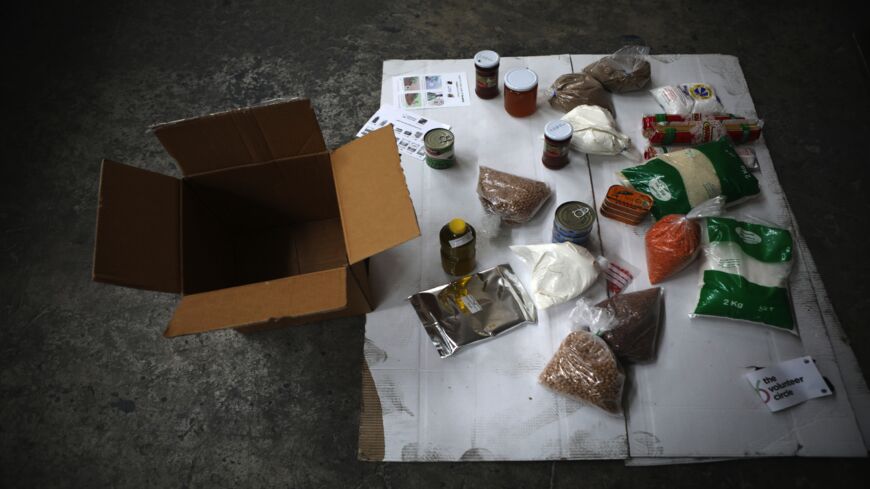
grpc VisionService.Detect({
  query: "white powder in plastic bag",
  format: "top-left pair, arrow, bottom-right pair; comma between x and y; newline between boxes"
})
510,242 -> 604,310
560,105 -> 633,156
650,83 -> 725,115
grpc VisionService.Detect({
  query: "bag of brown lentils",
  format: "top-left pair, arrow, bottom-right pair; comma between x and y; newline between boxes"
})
582,45 -> 652,93
539,330 -> 625,414
477,166 -> 552,224
570,288 -> 664,363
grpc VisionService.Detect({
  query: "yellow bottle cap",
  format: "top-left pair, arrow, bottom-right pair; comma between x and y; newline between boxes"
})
448,218 -> 467,234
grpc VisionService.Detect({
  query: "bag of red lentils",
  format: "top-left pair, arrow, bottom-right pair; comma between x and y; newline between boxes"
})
645,197 -> 724,284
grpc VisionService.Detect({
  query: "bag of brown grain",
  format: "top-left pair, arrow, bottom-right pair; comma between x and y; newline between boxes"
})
539,330 -> 624,414
583,45 -> 652,93
546,73 -> 613,114
477,166 -> 552,224
570,288 -> 665,363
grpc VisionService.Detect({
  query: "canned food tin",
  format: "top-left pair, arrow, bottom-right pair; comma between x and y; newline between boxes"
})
600,185 -> 652,225
424,128 -> 455,169
552,201 -> 596,245
601,201 -> 645,225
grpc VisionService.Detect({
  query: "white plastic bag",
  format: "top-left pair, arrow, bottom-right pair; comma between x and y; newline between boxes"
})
690,215 -> 797,334
510,242 -> 603,310
560,105 -> 637,159
650,83 -> 725,115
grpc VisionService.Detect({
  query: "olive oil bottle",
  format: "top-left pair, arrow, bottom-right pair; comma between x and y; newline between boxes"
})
440,218 -> 476,276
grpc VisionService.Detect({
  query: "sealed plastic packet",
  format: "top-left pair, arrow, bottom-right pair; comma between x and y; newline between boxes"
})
618,138 -> 760,219
538,330 -> 625,414
691,216 -> 797,334
477,166 -> 552,224
604,257 -> 640,296
642,117 -> 764,146
582,45 -> 652,93
560,105 -> 636,159
570,287 -> 665,363
645,196 -> 725,284
408,264 -> 537,358
650,83 -> 725,115
545,72 -> 613,114
510,242 -> 604,310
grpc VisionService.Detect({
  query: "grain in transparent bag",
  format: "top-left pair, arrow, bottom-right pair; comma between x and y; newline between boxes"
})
477,166 -> 552,224
538,330 -> 624,414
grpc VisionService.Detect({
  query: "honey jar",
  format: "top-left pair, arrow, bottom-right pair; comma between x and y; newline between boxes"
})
503,68 -> 538,117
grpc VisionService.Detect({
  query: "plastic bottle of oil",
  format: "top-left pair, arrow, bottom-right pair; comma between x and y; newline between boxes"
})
440,218 -> 476,276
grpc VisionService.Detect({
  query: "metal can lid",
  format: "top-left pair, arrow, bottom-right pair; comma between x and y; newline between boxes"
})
544,120 -> 573,141
424,128 -> 454,151
504,68 -> 538,92
555,201 -> 596,231
474,50 -> 500,69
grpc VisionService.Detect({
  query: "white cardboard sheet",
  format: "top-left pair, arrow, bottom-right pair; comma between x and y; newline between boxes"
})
363,54 -> 868,461
573,53 -> 866,459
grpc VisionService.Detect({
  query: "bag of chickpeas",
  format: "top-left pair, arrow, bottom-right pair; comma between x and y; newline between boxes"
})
538,330 -> 625,414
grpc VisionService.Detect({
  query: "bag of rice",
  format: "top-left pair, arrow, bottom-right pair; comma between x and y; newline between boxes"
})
650,83 -> 725,115
618,138 -> 759,219
691,216 -> 797,334
644,197 -> 725,284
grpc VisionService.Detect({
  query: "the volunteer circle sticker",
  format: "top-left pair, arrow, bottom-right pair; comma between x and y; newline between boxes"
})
754,380 -> 771,403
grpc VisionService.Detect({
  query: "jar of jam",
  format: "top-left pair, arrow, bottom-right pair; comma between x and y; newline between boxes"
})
542,120 -> 573,169
503,68 -> 538,117
474,50 -> 500,99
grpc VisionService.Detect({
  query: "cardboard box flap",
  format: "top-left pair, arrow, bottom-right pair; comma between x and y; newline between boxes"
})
93,160 -> 181,293
331,126 -> 420,264
165,267 -> 348,337
152,98 -> 327,176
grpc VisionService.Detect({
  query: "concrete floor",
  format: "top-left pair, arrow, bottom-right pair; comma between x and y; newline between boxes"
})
2,0 -> 869,487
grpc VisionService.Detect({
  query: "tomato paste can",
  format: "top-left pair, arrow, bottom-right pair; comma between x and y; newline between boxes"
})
424,128 -> 455,169
552,201 -> 596,245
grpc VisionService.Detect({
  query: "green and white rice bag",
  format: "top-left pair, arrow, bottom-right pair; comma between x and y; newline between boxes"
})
618,138 -> 760,219
691,216 -> 796,334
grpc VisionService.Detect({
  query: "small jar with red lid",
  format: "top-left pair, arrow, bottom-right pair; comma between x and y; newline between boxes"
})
542,120 -> 573,169
503,68 -> 538,117
473,50 -> 500,99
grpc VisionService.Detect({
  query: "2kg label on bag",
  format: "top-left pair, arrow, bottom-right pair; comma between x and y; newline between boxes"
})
744,356 -> 832,412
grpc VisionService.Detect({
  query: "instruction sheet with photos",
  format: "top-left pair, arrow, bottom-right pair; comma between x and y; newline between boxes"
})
392,72 -> 470,109
356,104 -> 451,160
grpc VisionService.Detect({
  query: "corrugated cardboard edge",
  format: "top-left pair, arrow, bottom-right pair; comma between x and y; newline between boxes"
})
148,97 -> 305,130
358,361 -> 385,461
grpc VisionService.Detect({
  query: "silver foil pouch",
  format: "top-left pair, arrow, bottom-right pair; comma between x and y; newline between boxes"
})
408,264 -> 537,358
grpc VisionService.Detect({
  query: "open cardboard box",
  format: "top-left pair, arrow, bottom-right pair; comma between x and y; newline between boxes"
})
93,98 -> 419,336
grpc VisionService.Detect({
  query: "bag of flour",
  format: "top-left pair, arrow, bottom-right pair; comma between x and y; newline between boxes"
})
510,242 -> 603,310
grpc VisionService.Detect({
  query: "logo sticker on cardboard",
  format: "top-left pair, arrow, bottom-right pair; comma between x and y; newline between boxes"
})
745,356 -> 833,412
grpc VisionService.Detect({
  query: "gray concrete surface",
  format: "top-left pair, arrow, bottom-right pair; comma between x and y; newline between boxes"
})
2,0 -> 869,487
